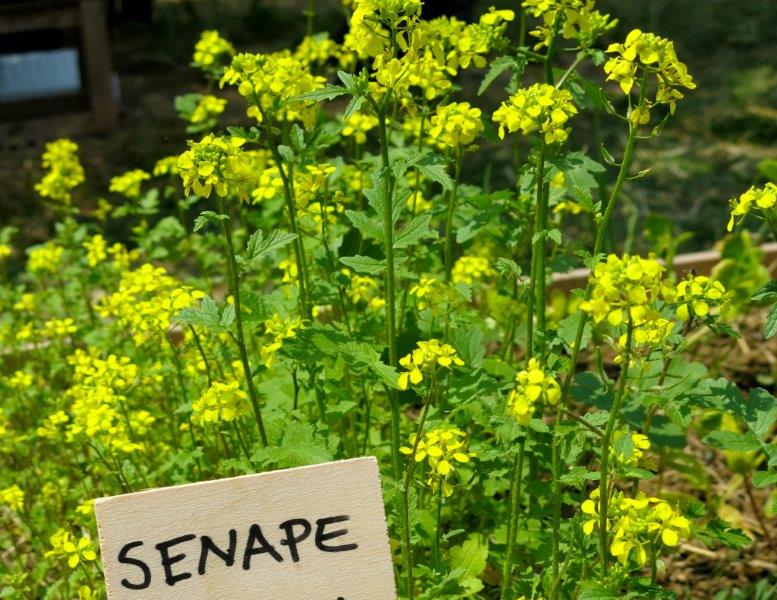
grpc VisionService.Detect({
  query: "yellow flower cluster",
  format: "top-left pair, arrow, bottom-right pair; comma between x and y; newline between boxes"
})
0,244 -> 11,262
605,29 -> 695,124
523,0 -> 617,50
397,339 -> 464,390
36,410 -> 69,439
295,34 -> 340,67
178,134 -> 252,200
493,83 -> 578,143
34,138 -> 85,204
347,273 -> 385,310
109,169 -> 151,199
342,112 -> 379,145
580,254 -> 668,327
153,155 -> 180,177
452,255 -> 495,285
69,348 -> 138,389
41,317 -> 77,339
727,183 -> 777,232
409,276 -> 457,315
611,431 -> 651,467
675,274 -> 727,320
97,264 -> 204,344
582,489 -> 690,565
193,30 -> 235,73
83,234 -> 107,267
192,381 -> 247,425
4,370 -> 33,390
346,0 -> 423,58
429,102 -> 484,149
252,166 -> 284,203
27,242 -> 64,273
507,358 -> 561,425
261,313 -> 305,367
221,52 -> 325,127
0,484 -> 24,512
190,94 -> 227,124
400,425 -> 475,497
46,529 -> 98,569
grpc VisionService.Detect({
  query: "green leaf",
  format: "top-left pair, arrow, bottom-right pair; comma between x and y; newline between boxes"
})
449,534 -> 488,594
418,155 -> 453,191
478,55 -> 521,96
193,210 -> 228,232
758,158 -> 777,182
702,430 -> 761,453
578,583 -> 618,599
696,517 -> 751,550
394,213 -> 437,249
765,303 -> 777,340
245,229 -> 298,266
175,296 -> 230,332
558,313 -> 592,351
339,255 -> 386,275
753,470 -> 777,488
290,124 -> 305,153
255,419 -> 334,468
296,84 -> 348,102
343,95 -> 365,120
750,279 -> 777,303
345,210 -> 383,240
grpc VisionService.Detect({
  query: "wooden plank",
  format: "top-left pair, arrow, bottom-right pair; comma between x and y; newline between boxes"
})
94,457 -> 397,600
78,0 -> 117,132
549,242 -> 777,292
0,6 -> 79,35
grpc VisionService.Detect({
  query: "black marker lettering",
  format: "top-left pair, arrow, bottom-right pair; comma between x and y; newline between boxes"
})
118,541 -> 151,590
315,515 -> 358,553
279,518 -> 312,563
198,529 -> 237,575
243,523 -> 283,569
155,534 -> 196,586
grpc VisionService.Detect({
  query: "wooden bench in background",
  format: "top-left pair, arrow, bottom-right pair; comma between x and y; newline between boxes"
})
0,0 -> 117,132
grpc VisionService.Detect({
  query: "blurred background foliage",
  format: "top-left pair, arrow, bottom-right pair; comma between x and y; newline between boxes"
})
0,0 -> 775,255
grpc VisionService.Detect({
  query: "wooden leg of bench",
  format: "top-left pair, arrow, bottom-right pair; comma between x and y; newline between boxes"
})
79,0 -> 117,133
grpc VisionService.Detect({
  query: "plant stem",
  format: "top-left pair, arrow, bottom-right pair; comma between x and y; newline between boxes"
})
526,142 -> 547,360
501,437 -> 526,600
598,319 -> 634,582
549,79 -> 645,596
444,148 -> 463,282
433,487 -> 443,571
219,197 -> 268,447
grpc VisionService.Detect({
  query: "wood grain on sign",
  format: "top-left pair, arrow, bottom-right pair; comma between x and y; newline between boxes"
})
94,457 -> 396,600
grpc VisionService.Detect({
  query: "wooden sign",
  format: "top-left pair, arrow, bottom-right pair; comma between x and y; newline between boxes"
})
94,457 -> 396,600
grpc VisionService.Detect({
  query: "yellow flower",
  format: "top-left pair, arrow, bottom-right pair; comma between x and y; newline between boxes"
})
493,83 -> 578,143
193,381 -> 247,424
41,317 -> 77,339
452,255 -> 495,285
153,155 -> 180,177
27,242 -> 64,273
0,244 -> 11,262
46,529 -> 98,569
523,0 -> 616,50
604,29 -> 695,121
429,102 -> 484,149
5,370 -> 33,390
190,94 -> 228,124
0,484 -> 25,512
507,358 -> 561,424
400,425 -> 476,497
252,166 -> 284,203
83,234 -> 108,267
342,112 -> 379,145
37,411 -> 69,439
611,431 -> 651,467
193,30 -> 235,73
178,134 -> 252,200
727,183 -> 777,232
109,169 -> 151,199
261,313 -> 305,367
34,138 -> 85,204
397,339 -> 464,390
346,273 -> 385,311
674,274 -> 727,320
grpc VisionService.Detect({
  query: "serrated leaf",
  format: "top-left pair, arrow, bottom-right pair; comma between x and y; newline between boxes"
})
296,84 -> 348,102
753,470 -> 777,488
345,210 -> 382,240
193,210 -> 228,232
702,430 -> 761,453
394,213 -> 436,249
245,229 -> 298,266
478,55 -> 518,96
449,534 -> 488,591
290,124 -> 305,153
765,303 -> 777,340
750,279 -> 777,303
342,95 -> 365,120
697,517 -> 751,550
418,155 -> 453,191
339,255 -> 386,275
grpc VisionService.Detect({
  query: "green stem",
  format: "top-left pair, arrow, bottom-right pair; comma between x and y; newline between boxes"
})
549,78 -> 646,597
444,148 -> 463,282
526,142 -> 547,360
219,197 -> 268,447
598,319 -> 634,582
501,437 -> 526,600
433,487 -> 443,571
